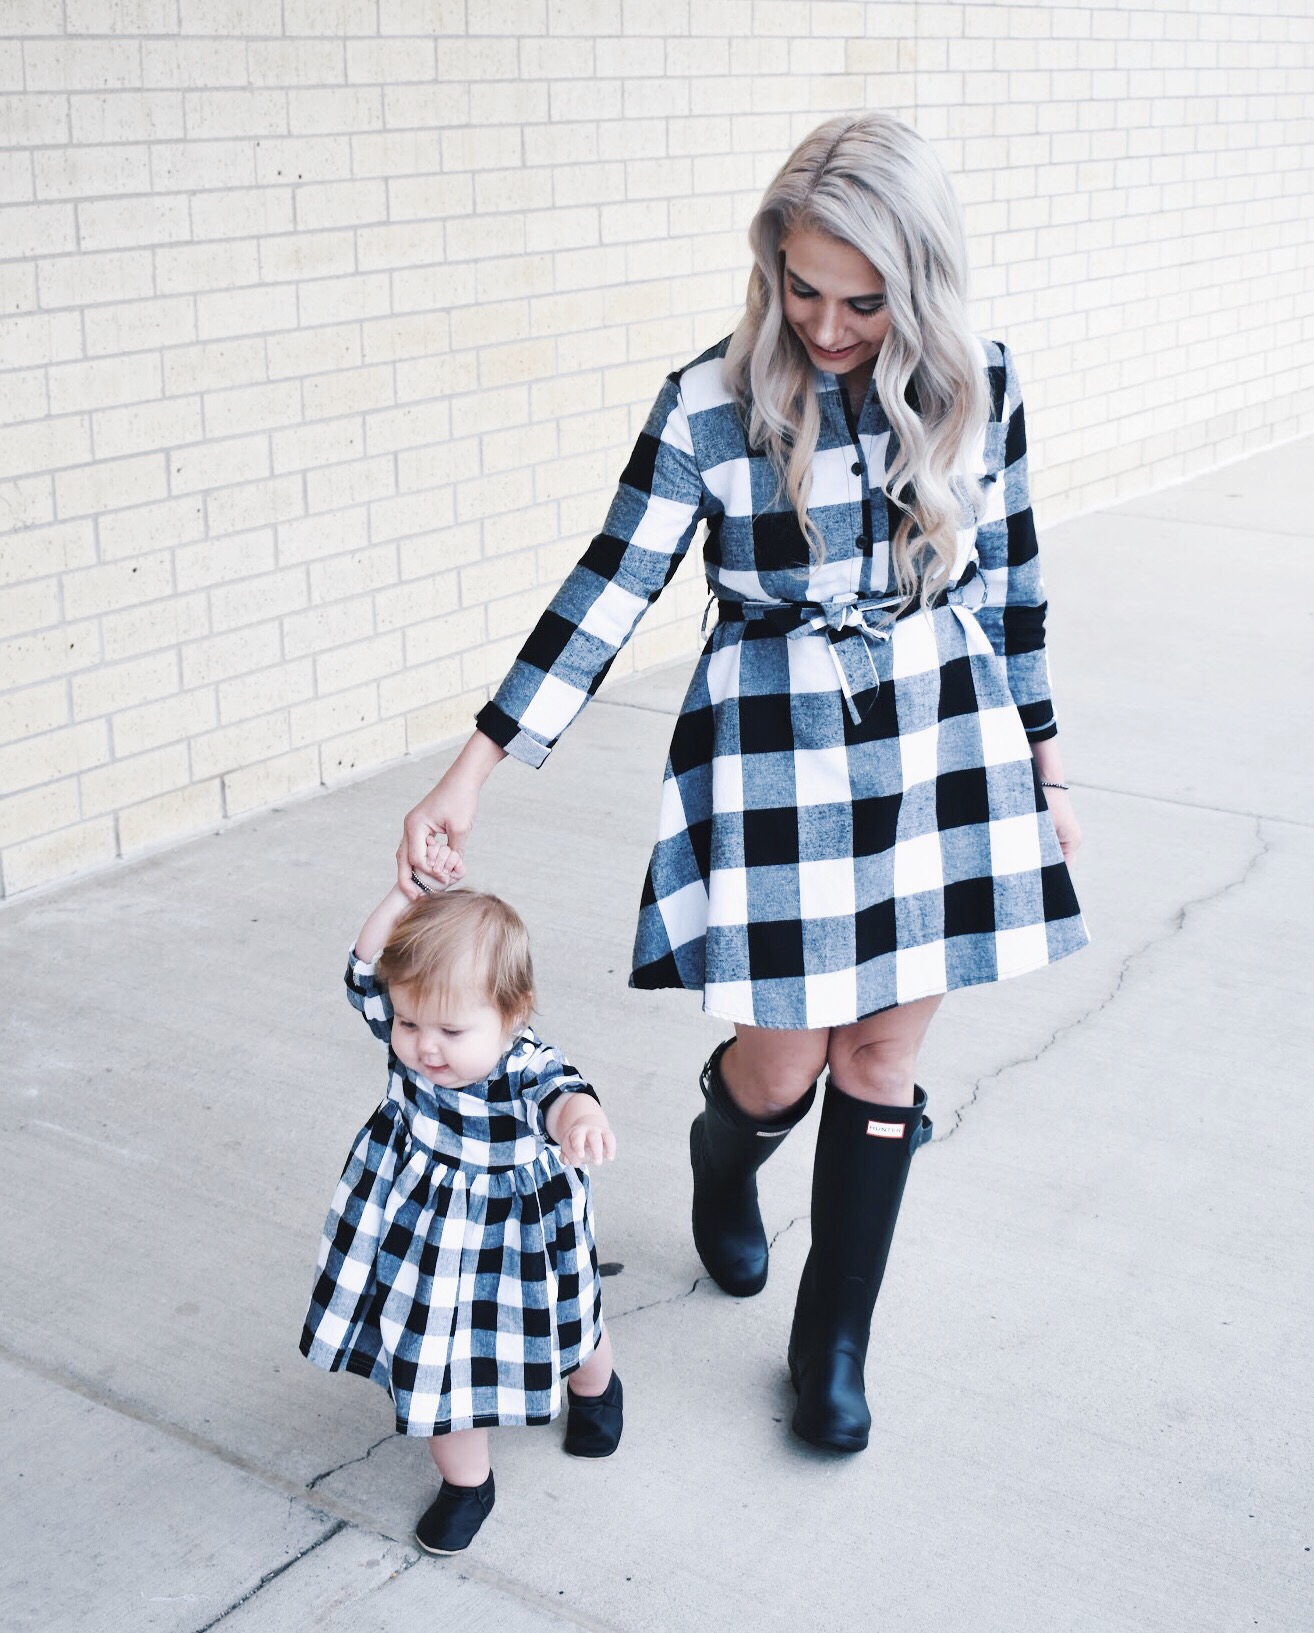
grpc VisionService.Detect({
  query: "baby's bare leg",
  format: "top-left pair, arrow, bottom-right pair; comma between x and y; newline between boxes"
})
427,1426 -> 490,1486
568,1321 -> 613,1396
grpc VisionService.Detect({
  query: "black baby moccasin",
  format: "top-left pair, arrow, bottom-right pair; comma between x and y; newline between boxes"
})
563,1371 -> 624,1458
414,1471 -> 496,1554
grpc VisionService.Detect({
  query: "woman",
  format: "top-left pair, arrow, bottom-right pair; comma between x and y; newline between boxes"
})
397,115 -> 1088,1454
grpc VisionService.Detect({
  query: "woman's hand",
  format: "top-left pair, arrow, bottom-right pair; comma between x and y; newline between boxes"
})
1042,786 -> 1081,860
396,731 -> 506,896
398,769 -> 478,892
1030,740 -> 1081,861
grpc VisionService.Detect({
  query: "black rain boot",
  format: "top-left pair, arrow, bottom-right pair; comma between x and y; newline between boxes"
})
689,1039 -> 816,1297
788,1079 -> 932,1452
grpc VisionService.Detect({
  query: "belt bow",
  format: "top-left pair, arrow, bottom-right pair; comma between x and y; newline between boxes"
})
787,591 -> 909,724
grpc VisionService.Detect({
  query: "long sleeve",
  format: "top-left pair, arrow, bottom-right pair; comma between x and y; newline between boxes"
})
344,948 -> 393,1043
476,372 -> 710,768
973,341 -> 1058,742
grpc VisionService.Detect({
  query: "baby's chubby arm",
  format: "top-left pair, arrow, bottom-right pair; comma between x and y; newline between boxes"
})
354,884 -> 412,961
547,1093 -> 617,1167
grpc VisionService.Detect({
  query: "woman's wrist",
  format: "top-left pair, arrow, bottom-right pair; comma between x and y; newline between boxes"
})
451,728 -> 506,786
1029,737 -> 1067,785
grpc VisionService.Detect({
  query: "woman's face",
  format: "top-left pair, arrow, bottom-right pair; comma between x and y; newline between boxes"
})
780,226 -> 892,395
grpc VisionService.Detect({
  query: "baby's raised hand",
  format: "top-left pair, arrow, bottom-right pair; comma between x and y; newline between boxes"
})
557,1109 -> 617,1168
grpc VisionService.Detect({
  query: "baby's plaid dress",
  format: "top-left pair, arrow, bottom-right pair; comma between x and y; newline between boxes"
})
477,337 -> 1089,1030
300,952 -> 604,1436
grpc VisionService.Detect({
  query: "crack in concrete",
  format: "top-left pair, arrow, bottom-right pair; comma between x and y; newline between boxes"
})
190,1520 -> 347,1632
611,1273 -> 704,1321
937,816 -> 1271,1142
769,1213 -> 808,1251
306,1431 -> 393,1492
612,1213 -> 811,1322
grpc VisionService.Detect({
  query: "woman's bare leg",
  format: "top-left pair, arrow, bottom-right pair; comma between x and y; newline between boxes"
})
825,994 -> 943,1106
719,1023 -> 830,1118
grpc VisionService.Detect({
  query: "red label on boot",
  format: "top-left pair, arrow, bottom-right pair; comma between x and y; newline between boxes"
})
866,1119 -> 903,1139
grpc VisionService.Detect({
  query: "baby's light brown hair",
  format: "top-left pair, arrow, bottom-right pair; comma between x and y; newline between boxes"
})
376,888 -> 535,1028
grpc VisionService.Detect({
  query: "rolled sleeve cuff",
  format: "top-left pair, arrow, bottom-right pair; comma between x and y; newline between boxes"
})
1021,709 -> 1059,743
1005,649 -> 1059,742
475,700 -> 551,769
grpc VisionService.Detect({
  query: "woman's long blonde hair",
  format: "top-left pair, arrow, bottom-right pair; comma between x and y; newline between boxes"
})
724,113 -> 988,603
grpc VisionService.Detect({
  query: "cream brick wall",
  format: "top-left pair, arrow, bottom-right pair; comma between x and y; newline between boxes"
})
2,0 -> 1312,895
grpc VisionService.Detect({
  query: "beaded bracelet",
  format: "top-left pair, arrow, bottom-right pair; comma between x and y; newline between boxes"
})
1040,779 -> 1070,791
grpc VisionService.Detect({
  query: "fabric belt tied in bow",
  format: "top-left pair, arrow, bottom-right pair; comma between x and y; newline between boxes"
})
712,562 -> 981,725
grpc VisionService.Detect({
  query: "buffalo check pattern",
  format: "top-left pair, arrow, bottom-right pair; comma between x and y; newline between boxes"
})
478,337 -> 1088,1029
300,952 -> 604,1436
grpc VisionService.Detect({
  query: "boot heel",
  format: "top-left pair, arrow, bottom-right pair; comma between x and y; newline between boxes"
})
790,1341 -> 872,1452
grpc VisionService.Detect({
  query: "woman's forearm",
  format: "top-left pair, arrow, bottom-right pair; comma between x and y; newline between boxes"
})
449,728 -> 507,787
1029,735 -> 1068,785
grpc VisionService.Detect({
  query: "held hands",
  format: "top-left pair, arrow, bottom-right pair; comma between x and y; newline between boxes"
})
552,1098 -> 618,1167
396,732 -> 506,897
398,769 -> 478,894
415,833 -> 466,891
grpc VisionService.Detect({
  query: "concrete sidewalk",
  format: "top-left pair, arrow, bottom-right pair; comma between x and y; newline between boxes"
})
2,439 -> 1311,1632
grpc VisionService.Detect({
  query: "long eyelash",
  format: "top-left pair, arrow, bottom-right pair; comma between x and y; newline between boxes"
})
789,284 -> 886,315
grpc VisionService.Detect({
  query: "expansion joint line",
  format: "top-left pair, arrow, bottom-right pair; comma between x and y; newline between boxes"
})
191,1521 -> 347,1633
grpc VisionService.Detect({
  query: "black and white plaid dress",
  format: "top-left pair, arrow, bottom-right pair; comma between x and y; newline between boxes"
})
300,952 -> 604,1436
477,337 -> 1088,1030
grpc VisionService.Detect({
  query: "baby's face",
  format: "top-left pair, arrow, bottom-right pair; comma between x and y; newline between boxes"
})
388,982 -> 514,1089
